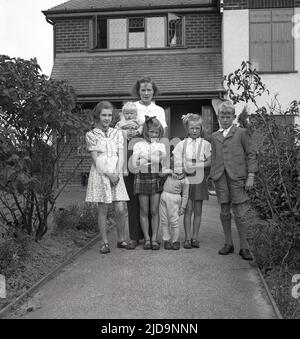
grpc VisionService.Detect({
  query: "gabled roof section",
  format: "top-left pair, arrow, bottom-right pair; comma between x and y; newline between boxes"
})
44,0 -> 216,14
51,51 -> 224,101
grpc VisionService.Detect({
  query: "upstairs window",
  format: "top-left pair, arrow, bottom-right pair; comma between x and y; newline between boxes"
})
249,8 -> 294,72
89,14 -> 184,50
168,13 -> 183,47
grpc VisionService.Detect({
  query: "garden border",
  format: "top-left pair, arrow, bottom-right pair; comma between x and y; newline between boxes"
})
0,231 -> 283,319
0,232 -> 102,319
256,266 -> 283,319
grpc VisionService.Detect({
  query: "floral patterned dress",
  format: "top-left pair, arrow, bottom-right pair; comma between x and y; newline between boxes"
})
85,127 -> 129,203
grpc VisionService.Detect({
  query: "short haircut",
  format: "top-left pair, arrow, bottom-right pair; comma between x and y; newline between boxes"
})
143,117 -> 164,142
122,101 -> 137,115
217,101 -> 235,116
92,101 -> 114,122
132,76 -> 160,98
182,113 -> 203,134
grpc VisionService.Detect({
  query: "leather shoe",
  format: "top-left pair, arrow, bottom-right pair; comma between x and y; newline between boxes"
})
218,244 -> 234,255
239,249 -> 253,261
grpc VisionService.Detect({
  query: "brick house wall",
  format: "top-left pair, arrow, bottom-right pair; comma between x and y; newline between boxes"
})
54,13 -> 222,54
185,13 -> 221,48
55,18 -> 89,53
223,0 -> 248,10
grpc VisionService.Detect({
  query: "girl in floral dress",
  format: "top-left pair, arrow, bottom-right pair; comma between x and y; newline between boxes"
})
85,101 -> 129,254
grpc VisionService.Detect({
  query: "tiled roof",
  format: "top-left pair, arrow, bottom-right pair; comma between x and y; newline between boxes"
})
51,52 -> 224,99
45,0 -> 215,13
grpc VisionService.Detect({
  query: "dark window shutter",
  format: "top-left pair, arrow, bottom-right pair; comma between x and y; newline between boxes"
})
272,21 -> 294,71
250,8 -> 294,72
271,9 -> 294,71
250,22 -> 272,72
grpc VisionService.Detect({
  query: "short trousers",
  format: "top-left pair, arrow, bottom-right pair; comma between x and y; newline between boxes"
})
214,171 -> 248,204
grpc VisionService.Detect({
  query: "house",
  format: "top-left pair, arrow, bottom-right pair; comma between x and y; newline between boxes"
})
222,0 -> 300,124
43,0 -> 300,185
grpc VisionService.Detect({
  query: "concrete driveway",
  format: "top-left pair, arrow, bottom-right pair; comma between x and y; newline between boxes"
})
9,196 -> 276,319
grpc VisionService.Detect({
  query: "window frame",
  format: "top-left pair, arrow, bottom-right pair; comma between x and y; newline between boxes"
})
249,8 -> 295,73
92,14 -> 185,51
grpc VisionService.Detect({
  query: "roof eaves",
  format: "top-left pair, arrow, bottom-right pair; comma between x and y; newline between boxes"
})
43,2 -> 216,16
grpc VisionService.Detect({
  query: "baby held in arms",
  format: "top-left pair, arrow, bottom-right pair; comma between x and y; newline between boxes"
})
116,102 -> 144,138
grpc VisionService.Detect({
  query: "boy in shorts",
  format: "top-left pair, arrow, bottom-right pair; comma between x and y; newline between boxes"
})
210,101 -> 258,260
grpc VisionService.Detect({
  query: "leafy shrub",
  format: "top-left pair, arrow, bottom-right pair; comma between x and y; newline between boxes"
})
53,203 -> 100,232
225,62 -> 300,269
0,55 -> 91,240
0,236 -> 28,277
225,61 -> 300,318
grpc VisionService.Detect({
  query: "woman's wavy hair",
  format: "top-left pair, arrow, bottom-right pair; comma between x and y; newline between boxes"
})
132,76 -> 160,98
143,116 -> 164,142
181,113 -> 203,136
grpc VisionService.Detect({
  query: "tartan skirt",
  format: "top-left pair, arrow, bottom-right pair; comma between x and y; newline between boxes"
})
134,172 -> 163,195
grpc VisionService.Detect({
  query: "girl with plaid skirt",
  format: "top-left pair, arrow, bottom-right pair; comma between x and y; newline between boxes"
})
132,116 -> 166,250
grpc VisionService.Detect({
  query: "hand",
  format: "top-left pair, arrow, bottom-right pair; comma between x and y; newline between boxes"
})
107,173 -> 120,186
139,158 -> 151,166
126,129 -> 135,140
140,152 -> 150,160
179,207 -> 185,216
245,175 -> 254,191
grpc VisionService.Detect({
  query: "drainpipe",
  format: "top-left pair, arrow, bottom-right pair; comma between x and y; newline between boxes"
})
219,0 -> 226,99
45,16 -> 56,70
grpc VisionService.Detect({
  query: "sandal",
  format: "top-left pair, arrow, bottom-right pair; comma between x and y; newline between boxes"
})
191,239 -> 200,248
127,240 -> 139,250
151,241 -> 160,250
183,240 -> 192,249
100,243 -> 110,254
143,240 -> 152,250
117,241 -> 128,249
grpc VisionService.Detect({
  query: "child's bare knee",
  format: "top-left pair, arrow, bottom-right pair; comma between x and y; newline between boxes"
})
150,208 -> 159,217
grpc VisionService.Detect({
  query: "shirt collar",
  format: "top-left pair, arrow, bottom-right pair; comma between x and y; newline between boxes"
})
187,137 -> 200,144
218,124 -> 234,133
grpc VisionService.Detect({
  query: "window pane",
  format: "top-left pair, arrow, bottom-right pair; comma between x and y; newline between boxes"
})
109,19 -> 127,49
128,17 -> 145,48
146,17 -> 165,48
250,23 -> 272,71
129,17 -> 144,32
129,32 -> 145,48
168,13 -> 183,46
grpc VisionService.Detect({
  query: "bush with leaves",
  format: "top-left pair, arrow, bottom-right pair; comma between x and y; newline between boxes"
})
225,62 -> 300,312
225,61 -> 300,318
225,61 -> 300,267
53,203 -> 115,232
0,55 -> 91,240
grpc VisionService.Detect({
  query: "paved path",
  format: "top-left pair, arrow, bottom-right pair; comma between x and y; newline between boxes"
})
10,196 -> 276,319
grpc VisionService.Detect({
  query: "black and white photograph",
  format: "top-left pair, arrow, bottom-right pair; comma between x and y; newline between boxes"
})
0,0 -> 299,322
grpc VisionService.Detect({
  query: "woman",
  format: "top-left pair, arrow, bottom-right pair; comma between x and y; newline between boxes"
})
132,76 -> 168,137
125,77 -> 169,249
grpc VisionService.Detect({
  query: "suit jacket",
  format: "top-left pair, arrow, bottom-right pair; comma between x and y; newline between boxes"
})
210,126 -> 258,181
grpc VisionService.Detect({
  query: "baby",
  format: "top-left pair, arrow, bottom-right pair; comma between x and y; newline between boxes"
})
116,102 -> 143,138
